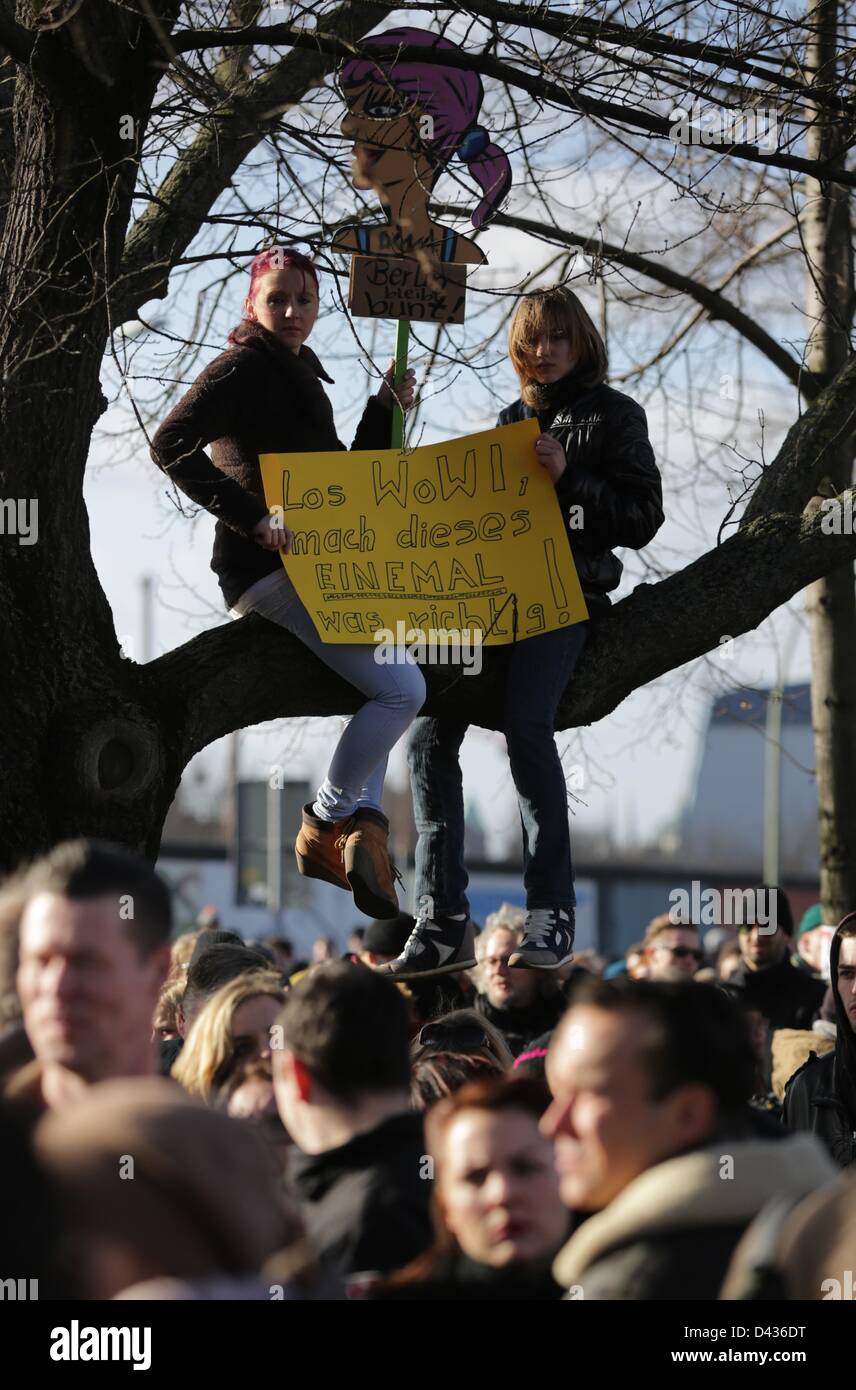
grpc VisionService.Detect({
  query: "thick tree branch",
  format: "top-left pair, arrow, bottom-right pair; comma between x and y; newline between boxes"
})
434,203 -> 822,396
166,24 -> 856,185
432,0 -> 852,112
146,495 -> 856,767
146,351 -> 856,766
741,350 -> 856,523
112,1 -> 392,324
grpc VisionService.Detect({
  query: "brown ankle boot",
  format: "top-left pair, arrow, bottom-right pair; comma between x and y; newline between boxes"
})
294,804 -> 352,890
343,808 -> 401,919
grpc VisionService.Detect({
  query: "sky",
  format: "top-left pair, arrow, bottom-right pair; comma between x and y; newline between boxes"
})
83,5 -> 822,859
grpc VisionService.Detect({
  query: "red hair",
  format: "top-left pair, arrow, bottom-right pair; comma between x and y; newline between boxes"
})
228,248 -> 319,345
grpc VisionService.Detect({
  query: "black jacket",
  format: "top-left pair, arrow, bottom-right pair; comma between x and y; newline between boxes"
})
150,320 -> 392,608
782,1052 -> 856,1168
782,917 -> 856,1168
376,1248 -> 565,1301
474,991 -> 566,1059
497,380 -> 664,616
287,1111 -> 432,1279
726,954 -> 826,1031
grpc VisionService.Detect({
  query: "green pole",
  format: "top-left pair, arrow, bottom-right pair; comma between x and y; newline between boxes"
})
390,317 -> 410,450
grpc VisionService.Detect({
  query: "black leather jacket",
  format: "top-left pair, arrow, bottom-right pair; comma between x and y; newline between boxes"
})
783,1051 -> 856,1168
498,382 -> 664,616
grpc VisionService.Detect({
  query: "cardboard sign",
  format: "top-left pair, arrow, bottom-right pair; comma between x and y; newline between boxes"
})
259,418 -> 588,645
348,254 -> 466,323
333,25 -> 514,321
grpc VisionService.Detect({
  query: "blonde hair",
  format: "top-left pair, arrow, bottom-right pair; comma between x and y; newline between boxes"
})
483,902 -> 527,935
508,285 -> 607,406
167,930 -> 202,981
172,970 -> 286,1101
644,913 -> 699,949
152,978 -> 184,1039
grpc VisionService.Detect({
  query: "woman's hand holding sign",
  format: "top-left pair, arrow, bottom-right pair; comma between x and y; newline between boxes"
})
253,512 -> 294,553
535,432 -> 567,484
378,359 -> 417,412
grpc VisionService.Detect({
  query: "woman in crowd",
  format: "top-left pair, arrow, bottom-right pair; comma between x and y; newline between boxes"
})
410,1050 -> 504,1111
378,1076 -> 569,1299
216,1057 -> 292,1172
172,970 -> 286,1102
411,1008 -> 514,1070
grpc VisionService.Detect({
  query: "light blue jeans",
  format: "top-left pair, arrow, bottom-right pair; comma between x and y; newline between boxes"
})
230,570 -> 425,820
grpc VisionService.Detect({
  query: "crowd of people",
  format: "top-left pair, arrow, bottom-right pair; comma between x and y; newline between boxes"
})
0,840 -> 853,1301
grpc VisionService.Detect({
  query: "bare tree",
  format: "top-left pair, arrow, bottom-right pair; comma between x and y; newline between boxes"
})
0,0 -> 854,875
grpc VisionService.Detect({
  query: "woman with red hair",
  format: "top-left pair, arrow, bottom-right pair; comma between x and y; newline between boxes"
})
151,248 -> 419,920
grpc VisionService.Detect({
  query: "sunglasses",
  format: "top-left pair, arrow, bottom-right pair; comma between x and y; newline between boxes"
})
666,945 -> 704,961
417,1021 -> 491,1051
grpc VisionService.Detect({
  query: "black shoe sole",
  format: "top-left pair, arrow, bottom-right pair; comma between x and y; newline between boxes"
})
507,949 -> 575,971
376,954 -> 477,980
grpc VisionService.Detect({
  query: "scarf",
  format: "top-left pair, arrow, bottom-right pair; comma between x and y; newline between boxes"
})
523,364 -> 603,425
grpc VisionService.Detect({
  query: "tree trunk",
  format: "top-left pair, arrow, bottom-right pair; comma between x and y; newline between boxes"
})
0,6 -> 184,869
803,0 -> 856,923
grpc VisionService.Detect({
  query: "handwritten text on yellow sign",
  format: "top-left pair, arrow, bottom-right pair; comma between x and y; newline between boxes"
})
259,418 -> 588,644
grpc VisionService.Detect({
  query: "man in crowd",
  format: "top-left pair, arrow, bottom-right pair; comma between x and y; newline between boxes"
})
624,941 -> 647,979
473,916 -> 566,1058
272,961 -> 432,1278
4,840 -> 172,1118
642,913 -> 703,982
724,886 -> 826,1030
784,913 -> 856,1167
178,938 -> 271,1039
346,926 -> 366,957
542,976 -> 835,1298
357,915 -> 413,969
794,903 -> 830,980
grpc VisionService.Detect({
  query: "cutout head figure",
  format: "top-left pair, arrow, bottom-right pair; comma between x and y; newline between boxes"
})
334,27 -> 512,268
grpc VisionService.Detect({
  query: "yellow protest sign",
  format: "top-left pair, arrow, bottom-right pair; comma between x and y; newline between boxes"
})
259,417 -> 588,645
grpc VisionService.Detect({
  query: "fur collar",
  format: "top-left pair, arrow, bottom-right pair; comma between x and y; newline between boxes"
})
553,1133 -> 835,1289
227,318 -> 335,384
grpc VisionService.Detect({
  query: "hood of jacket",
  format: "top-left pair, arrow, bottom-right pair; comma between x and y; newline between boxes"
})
829,914 -> 856,1124
552,1131 -> 835,1290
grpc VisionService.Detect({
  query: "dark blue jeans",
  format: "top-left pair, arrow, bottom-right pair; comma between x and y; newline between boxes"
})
407,621 -> 590,916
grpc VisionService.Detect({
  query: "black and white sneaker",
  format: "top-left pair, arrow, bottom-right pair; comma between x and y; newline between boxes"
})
375,898 -> 477,980
508,908 -> 575,970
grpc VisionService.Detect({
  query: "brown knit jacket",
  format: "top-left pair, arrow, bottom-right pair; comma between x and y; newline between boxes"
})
150,320 -> 393,607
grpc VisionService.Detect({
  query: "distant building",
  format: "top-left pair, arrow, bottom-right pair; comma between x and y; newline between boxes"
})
675,684 -> 817,876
